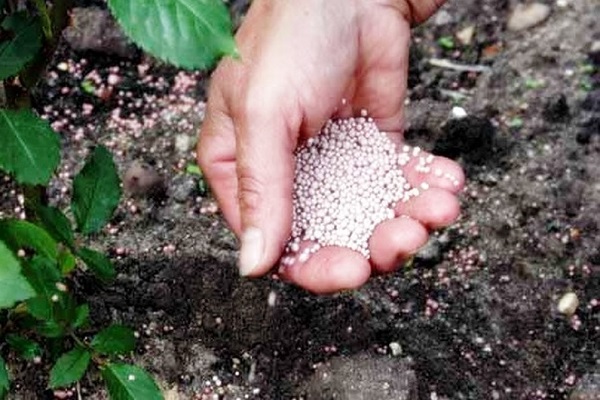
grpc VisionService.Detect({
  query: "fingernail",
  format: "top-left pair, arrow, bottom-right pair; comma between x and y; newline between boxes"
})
239,227 -> 264,276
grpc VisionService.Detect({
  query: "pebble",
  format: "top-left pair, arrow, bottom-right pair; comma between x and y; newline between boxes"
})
434,10 -> 453,26
456,25 -> 475,46
175,134 -> 195,154
557,292 -> 579,315
389,342 -> 403,357
507,3 -> 551,31
570,370 -> 600,400
123,162 -> 164,198
451,106 -> 468,119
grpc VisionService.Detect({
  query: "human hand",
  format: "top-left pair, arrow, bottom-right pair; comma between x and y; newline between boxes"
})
197,0 -> 464,293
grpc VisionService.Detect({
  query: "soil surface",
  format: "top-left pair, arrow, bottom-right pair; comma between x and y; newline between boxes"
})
1,0 -> 599,399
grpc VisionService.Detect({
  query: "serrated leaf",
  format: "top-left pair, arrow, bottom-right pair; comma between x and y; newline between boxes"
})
0,355 -> 10,400
107,0 -> 236,70
77,247 -> 116,282
49,347 -> 91,389
0,109 -> 60,185
71,146 -> 121,234
72,304 -> 89,329
0,219 -> 58,261
36,206 -> 75,248
0,241 -> 36,309
91,325 -> 135,355
5,334 -> 41,360
0,12 -> 43,79
101,363 -> 163,400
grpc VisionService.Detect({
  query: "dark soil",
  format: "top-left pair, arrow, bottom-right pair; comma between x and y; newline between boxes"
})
1,0 -> 599,399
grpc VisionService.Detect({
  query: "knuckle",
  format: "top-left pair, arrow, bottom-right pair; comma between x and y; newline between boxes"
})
196,139 -> 212,175
237,169 -> 265,216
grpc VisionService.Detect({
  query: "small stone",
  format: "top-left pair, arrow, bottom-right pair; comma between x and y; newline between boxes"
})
570,370 -> 600,400
456,25 -> 475,46
557,292 -> 579,315
169,174 -> 197,203
451,106 -> 468,119
123,162 -> 165,198
507,3 -> 551,31
175,134 -> 195,154
63,7 -> 136,57
433,10 -> 453,26
389,342 -> 403,357
164,388 -> 181,400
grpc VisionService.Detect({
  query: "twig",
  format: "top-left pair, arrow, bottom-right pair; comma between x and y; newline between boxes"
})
76,381 -> 83,400
439,89 -> 471,102
428,58 -> 491,73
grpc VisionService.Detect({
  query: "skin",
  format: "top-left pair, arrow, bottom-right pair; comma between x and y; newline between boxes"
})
197,0 -> 464,294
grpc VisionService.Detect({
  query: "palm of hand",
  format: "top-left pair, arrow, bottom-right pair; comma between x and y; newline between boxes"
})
197,0 -> 464,293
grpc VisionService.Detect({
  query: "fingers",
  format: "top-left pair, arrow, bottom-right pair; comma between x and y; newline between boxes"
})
396,187 -> 460,229
388,0 -> 447,25
197,84 -> 242,235
279,245 -> 371,294
351,10 -> 411,132
403,154 -> 465,193
235,78 -> 301,276
369,217 -> 428,273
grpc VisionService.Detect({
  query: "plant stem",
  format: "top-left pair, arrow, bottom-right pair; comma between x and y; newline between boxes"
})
3,79 -> 31,109
69,332 -> 104,365
30,0 -> 53,40
22,184 -> 46,219
20,0 -> 73,89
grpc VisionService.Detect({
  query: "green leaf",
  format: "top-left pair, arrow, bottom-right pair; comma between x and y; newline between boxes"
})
508,117 -> 524,129
26,295 -> 53,321
35,320 -> 64,338
80,79 -> 95,94
36,206 -> 75,248
5,334 -> 42,360
0,12 -> 43,79
91,325 -> 135,355
0,355 -> 10,400
21,257 -> 72,329
0,241 -> 36,309
72,304 -> 89,329
49,347 -> 91,389
58,250 -> 77,275
101,363 -> 163,400
438,36 -> 455,50
71,146 -> 121,235
21,256 -> 61,297
0,219 -> 58,260
77,247 -> 116,282
107,0 -> 236,70
0,109 -> 60,185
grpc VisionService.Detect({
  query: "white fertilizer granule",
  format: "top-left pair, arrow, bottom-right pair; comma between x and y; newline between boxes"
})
280,114 -> 457,267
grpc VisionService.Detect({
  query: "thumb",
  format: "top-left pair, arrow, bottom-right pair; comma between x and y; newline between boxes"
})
235,86 -> 300,277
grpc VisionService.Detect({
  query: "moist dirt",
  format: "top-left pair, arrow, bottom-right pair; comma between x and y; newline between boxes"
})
1,0 -> 599,399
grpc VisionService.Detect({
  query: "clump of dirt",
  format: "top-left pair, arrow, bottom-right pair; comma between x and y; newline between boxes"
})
1,0 -> 599,399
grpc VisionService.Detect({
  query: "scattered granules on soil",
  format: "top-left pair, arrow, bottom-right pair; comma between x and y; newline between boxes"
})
281,113 -> 459,266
